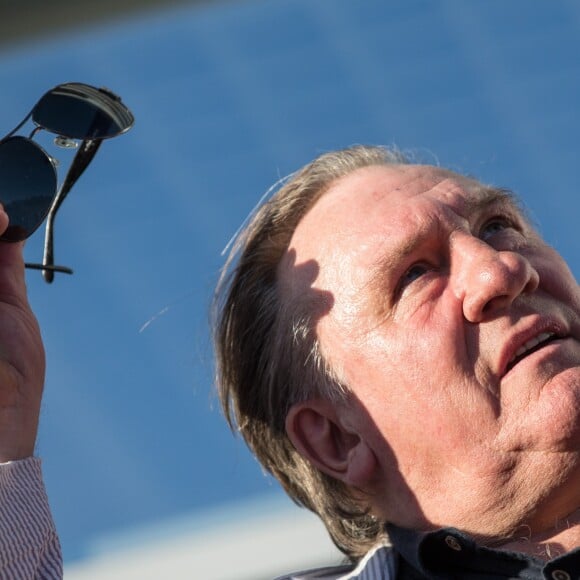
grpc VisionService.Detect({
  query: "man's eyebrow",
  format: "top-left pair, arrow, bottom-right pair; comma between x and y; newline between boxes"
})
365,217 -> 439,301
463,186 -> 521,214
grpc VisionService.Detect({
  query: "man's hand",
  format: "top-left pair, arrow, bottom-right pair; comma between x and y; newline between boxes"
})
0,206 -> 45,463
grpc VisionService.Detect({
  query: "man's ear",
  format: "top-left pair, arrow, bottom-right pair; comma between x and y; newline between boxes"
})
285,399 -> 378,488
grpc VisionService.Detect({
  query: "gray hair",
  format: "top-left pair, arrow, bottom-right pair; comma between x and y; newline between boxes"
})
213,145 -> 410,560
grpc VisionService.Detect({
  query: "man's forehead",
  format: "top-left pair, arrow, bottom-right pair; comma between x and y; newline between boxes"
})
289,164 -> 515,246
323,163 -> 497,207
279,164 -> 523,294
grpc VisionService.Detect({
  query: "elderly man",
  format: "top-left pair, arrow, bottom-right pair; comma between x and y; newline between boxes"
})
214,145 -> 579,579
0,144 -> 576,579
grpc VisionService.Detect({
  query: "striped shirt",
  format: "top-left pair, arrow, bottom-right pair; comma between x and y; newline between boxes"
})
275,545 -> 397,579
0,458 -> 62,579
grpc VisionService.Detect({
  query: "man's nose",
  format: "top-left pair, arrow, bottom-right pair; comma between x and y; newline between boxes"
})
454,237 -> 540,323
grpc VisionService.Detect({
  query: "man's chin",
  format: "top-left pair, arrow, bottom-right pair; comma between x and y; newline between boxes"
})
536,366 -> 580,449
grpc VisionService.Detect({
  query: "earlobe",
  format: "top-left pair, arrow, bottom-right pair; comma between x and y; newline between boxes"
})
285,400 -> 378,489
344,437 -> 378,488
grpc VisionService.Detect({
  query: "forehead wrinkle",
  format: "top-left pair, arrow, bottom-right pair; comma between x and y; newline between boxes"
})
429,174 -> 517,211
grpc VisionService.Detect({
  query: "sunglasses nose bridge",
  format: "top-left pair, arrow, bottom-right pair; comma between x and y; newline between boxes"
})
28,125 -> 42,139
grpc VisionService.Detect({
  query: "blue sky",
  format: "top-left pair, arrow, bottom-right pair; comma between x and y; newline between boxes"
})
0,0 -> 578,565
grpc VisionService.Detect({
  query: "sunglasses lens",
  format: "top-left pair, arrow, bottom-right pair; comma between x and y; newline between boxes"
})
33,83 -> 134,140
0,137 -> 57,242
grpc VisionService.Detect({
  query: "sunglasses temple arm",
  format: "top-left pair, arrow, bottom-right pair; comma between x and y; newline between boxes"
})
41,139 -> 102,283
1,112 -> 33,142
40,212 -> 62,283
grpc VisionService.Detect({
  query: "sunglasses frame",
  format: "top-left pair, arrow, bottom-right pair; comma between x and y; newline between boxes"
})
0,82 -> 134,283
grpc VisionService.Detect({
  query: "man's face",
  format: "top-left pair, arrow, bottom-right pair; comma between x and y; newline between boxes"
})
280,164 -> 580,536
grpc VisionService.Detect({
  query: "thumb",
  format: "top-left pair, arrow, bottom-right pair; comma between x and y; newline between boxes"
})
0,206 -> 28,300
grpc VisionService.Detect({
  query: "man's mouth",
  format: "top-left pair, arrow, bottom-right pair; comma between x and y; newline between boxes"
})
505,331 -> 562,373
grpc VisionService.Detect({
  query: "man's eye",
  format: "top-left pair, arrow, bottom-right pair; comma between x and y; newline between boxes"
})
400,263 -> 429,289
480,216 -> 518,240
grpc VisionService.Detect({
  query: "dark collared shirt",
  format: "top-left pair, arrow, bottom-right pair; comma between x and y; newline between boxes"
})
279,525 -> 579,579
388,524 -> 580,580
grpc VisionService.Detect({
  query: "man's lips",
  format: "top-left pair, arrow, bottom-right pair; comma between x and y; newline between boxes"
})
499,321 -> 568,378
505,332 -> 561,373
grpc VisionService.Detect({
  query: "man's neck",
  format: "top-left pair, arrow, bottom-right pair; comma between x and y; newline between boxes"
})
496,509 -> 580,561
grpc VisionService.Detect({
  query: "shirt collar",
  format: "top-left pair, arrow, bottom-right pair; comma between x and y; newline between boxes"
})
385,523 -> 580,579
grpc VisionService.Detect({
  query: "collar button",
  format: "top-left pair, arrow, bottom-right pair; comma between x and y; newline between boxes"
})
551,570 -> 571,580
444,535 -> 462,551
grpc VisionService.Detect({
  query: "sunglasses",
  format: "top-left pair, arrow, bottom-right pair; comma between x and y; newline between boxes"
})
0,82 -> 134,283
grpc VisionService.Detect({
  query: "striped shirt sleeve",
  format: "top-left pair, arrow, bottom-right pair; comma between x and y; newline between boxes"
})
0,457 -> 62,579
